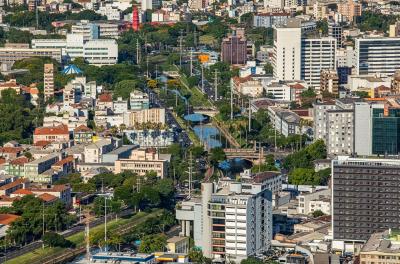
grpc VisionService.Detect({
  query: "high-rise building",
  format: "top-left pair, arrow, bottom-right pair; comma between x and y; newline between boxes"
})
272,19 -> 302,81
301,37 -> 336,88
320,69 -> 339,94
332,156 -> 400,242
221,36 -> 247,65
176,179 -> 273,262
355,37 -> 400,76
43,63 -> 54,100
313,99 -> 359,156
354,101 -> 400,156
328,22 -> 343,48
337,0 -> 362,22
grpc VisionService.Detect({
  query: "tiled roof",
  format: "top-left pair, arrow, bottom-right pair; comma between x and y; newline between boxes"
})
98,93 -> 112,103
0,214 -> 20,225
0,158 -> 5,165
290,83 -> 305,89
53,156 -> 74,166
11,189 -> 33,195
9,157 -> 29,166
34,124 -> 69,136
74,125 -> 92,133
31,184 -> 69,193
0,179 -> 28,190
33,141 -> 51,147
0,147 -> 23,154
38,193 -> 58,202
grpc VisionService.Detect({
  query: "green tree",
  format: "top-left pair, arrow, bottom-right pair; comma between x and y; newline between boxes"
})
189,247 -> 211,264
139,234 -> 167,253
312,209 -> 325,218
113,80 -> 141,99
43,232 -> 75,248
209,147 -> 226,165
241,257 -> 263,264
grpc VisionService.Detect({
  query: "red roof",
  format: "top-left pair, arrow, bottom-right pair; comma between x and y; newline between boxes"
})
0,158 -> 5,165
9,157 -> 29,166
38,193 -> 58,202
74,125 -> 92,133
290,83 -> 305,90
34,140 -> 51,147
0,147 -> 23,154
11,189 -> 33,195
34,124 -> 69,136
0,214 -> 20,225
53,156 -> 74,166
98,93 -> 112,103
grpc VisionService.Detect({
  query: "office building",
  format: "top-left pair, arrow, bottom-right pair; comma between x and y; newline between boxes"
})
44,63 -> 55,100
332,156 -> 400,242
273,19 -> 302,81
97,22 -> 120,39
221,36 -> 247,65
320,69 -> 339,94
32,34 -> 118,66
114,148 -> 170,178
359,229 -> 400,264
71,20 -> 99,41
355,37 -> 400,76
253,13 -> 289,28
176,179 -> 273,262
354,100 -> 400,156
0,46 -> 61,67
301,37 -> 336,88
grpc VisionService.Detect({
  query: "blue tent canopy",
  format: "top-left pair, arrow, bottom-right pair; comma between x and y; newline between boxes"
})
62,64 -> 83,75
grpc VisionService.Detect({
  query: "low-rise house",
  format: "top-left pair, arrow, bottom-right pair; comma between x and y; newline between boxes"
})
298,189 -> 331,215
84,138 -> 119,163
33,124 -> 70,144
73,125 -> 94,143
268,107 -> 301,137
231,76 -> 263,97
4,157 -> 30,177
24,153 -> 61,183
51,155 -> 75,177
0,179 -> 30,196
0,146 -> 23,160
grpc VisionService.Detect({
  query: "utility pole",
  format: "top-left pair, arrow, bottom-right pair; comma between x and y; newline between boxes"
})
146,55 -> 149,78
248,98 -> 251,132
190,50 -> 193,76
230,82 -> 233,120
201,64 -> 204,93
179,29 -> 184,68
274,127 -> 277,152
194,27 -> 198,48
187,151 -> 193,198
35,0 -> 39,30
104,195 -> 107,252
214,69 -> 218,101
136,38 -> 140,65
42,202 -> 45,249
85,211 -> 90,262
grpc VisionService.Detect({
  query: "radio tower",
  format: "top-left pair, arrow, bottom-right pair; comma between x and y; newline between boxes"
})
132,5 -> 139,31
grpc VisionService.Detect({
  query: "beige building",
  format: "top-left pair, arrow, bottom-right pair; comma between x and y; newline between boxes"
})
320,69 -> 339,94
231,76 -> 263,98
360,229 -> 400,264
337,0 -> 362,22
44,63 -> 54,100
125,108 -> 166,128
389,22 -> 400,37
0,79 -> 23,97
114,148 -> 170,178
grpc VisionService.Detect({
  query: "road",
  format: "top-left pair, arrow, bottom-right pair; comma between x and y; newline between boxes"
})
144,85 -> 192,148
0,209 -> 133,263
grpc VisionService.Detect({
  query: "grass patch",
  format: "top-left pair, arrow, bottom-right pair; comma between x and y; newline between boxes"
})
5,247 -> 64,264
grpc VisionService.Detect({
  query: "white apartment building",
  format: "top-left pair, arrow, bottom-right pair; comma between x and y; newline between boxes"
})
32,34 -> 118,66
253,13 -> 289,28
71,20 -> 99,41
84,138 -> 120,163
97,4 -> 121,20
176,181 -> 273,263
313,99 -> 359,156
272,20 -> 302,81
113,97 -> 128,114
355,37 -> 400,76
298,188 -> 331,215
301,37 -> 336,88
268,107 -> 301,137
130,90 -> 150,110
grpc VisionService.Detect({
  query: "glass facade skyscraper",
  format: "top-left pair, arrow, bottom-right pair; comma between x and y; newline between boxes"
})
372,108 -> 400,155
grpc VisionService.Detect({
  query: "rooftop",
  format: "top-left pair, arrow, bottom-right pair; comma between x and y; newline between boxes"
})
362,229 -> 400,254
0,214 -> 20,225
34,124 -> 69,136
